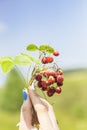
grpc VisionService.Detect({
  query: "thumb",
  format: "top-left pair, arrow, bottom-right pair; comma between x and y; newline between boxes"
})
19,89 -> 33,130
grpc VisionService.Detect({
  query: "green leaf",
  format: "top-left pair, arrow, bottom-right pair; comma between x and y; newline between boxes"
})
34,59 -> 41,64
26,44 -> 39,51
39,45 -> 54,53
21,53 -> 34,61
1,56 -> 14,73
14,54 -> 33,66
21,53 -> 41,64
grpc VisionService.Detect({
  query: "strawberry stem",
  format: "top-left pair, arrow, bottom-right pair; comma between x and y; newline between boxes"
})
42,91 -> 48,102
15,65 -> 28,88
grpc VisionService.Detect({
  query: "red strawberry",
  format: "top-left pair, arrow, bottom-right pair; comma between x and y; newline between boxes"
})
57,75 -> 64,83
56,87 -> 62,94
57,69 -> 63,75
47,87 -> 55,97
57,82 -> 63,86
43,70 -> 50,77
50,71 -> 57,77
42,86 -> 47,91
35,75 -> 42,81
48,76 -> 55,84
40,81 -> 47,91
41,57 -> 48,64
53,51 -> 59,56
41,81 -> 47,87
37,81 -> 42,88
46,56 -> 53,63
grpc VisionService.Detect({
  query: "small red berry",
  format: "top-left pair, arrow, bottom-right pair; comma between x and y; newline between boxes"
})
41,57 -> 48,64
46,81 -> 51,86
57,69 -> 63,75
42,86 -> 47,91
35,75 -> 42,81
40,81 -> 47,91
56,87 -> 62,94
41,81 -> 47,87
50,71 -> 57,77
47,87 -> 55,97
37,81 -> 42,88
43,70 -> 50,77
57,82 -> 63,86
44,70 -> 56,77
53,51 -> 59,56
46,56 -> 53,63
48,76 -> 55,84
57,75 -> 64,83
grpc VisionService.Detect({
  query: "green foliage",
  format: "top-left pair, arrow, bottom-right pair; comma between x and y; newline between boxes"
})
21,53 -> 34,61
39,45 -> 54,53
0,69 -> 87,130
14,54 -> 32,66
26,44 -> 54,53
0,56 -> 14,73
26,44 -> 39,51
20,53 -> 41,64
0,44 -> 55,73
0,111 -> 19,130
1,68 -> 24,112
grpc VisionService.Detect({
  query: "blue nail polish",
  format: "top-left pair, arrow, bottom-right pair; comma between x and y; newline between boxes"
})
23,89 -> 27,100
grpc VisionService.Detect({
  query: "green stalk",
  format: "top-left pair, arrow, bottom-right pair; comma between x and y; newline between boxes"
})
42,91 -> 48,102
15,65 -> 28,88
27,65 -> 31,83
28,64 -> 36,88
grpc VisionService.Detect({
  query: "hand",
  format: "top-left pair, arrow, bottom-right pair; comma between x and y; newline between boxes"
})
18,87 -> 60,130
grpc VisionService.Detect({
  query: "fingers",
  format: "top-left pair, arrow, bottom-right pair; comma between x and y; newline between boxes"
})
19,86 -> 60,130
40,97 -> 60,130
19,89 -> 33,130
29,89 -> 53,130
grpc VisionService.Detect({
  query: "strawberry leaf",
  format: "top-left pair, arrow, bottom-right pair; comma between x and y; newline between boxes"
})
14,54 -> 32,66
26,44 -> 39,51
1,56 -> 14,73
21,53 -> 41,64
21,53 -> 34,61
39,45 -> 54,53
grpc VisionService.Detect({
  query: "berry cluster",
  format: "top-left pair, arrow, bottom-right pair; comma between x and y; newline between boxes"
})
34,50 -> 64,97
41,51 -> 59,64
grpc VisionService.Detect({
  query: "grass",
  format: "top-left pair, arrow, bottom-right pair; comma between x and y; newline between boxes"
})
0,68 -> 87,130
0,111 -> 19,130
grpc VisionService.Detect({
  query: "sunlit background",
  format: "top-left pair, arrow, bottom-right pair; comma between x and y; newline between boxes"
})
0,0 -> 87,130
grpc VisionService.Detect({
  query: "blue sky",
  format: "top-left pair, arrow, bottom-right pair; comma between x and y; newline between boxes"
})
0,0 -> 87,86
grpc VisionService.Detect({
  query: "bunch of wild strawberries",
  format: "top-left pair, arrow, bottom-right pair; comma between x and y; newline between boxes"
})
34,50 -> 64,97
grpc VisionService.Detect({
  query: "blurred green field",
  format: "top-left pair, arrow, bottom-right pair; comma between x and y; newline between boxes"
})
0,68 -> 87,130
0,111 -> 19,130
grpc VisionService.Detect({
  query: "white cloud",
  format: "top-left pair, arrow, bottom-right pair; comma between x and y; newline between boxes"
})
0,22 -> 8,33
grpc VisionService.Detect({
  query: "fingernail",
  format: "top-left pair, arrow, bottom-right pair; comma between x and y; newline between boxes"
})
23,88 -> 27,101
